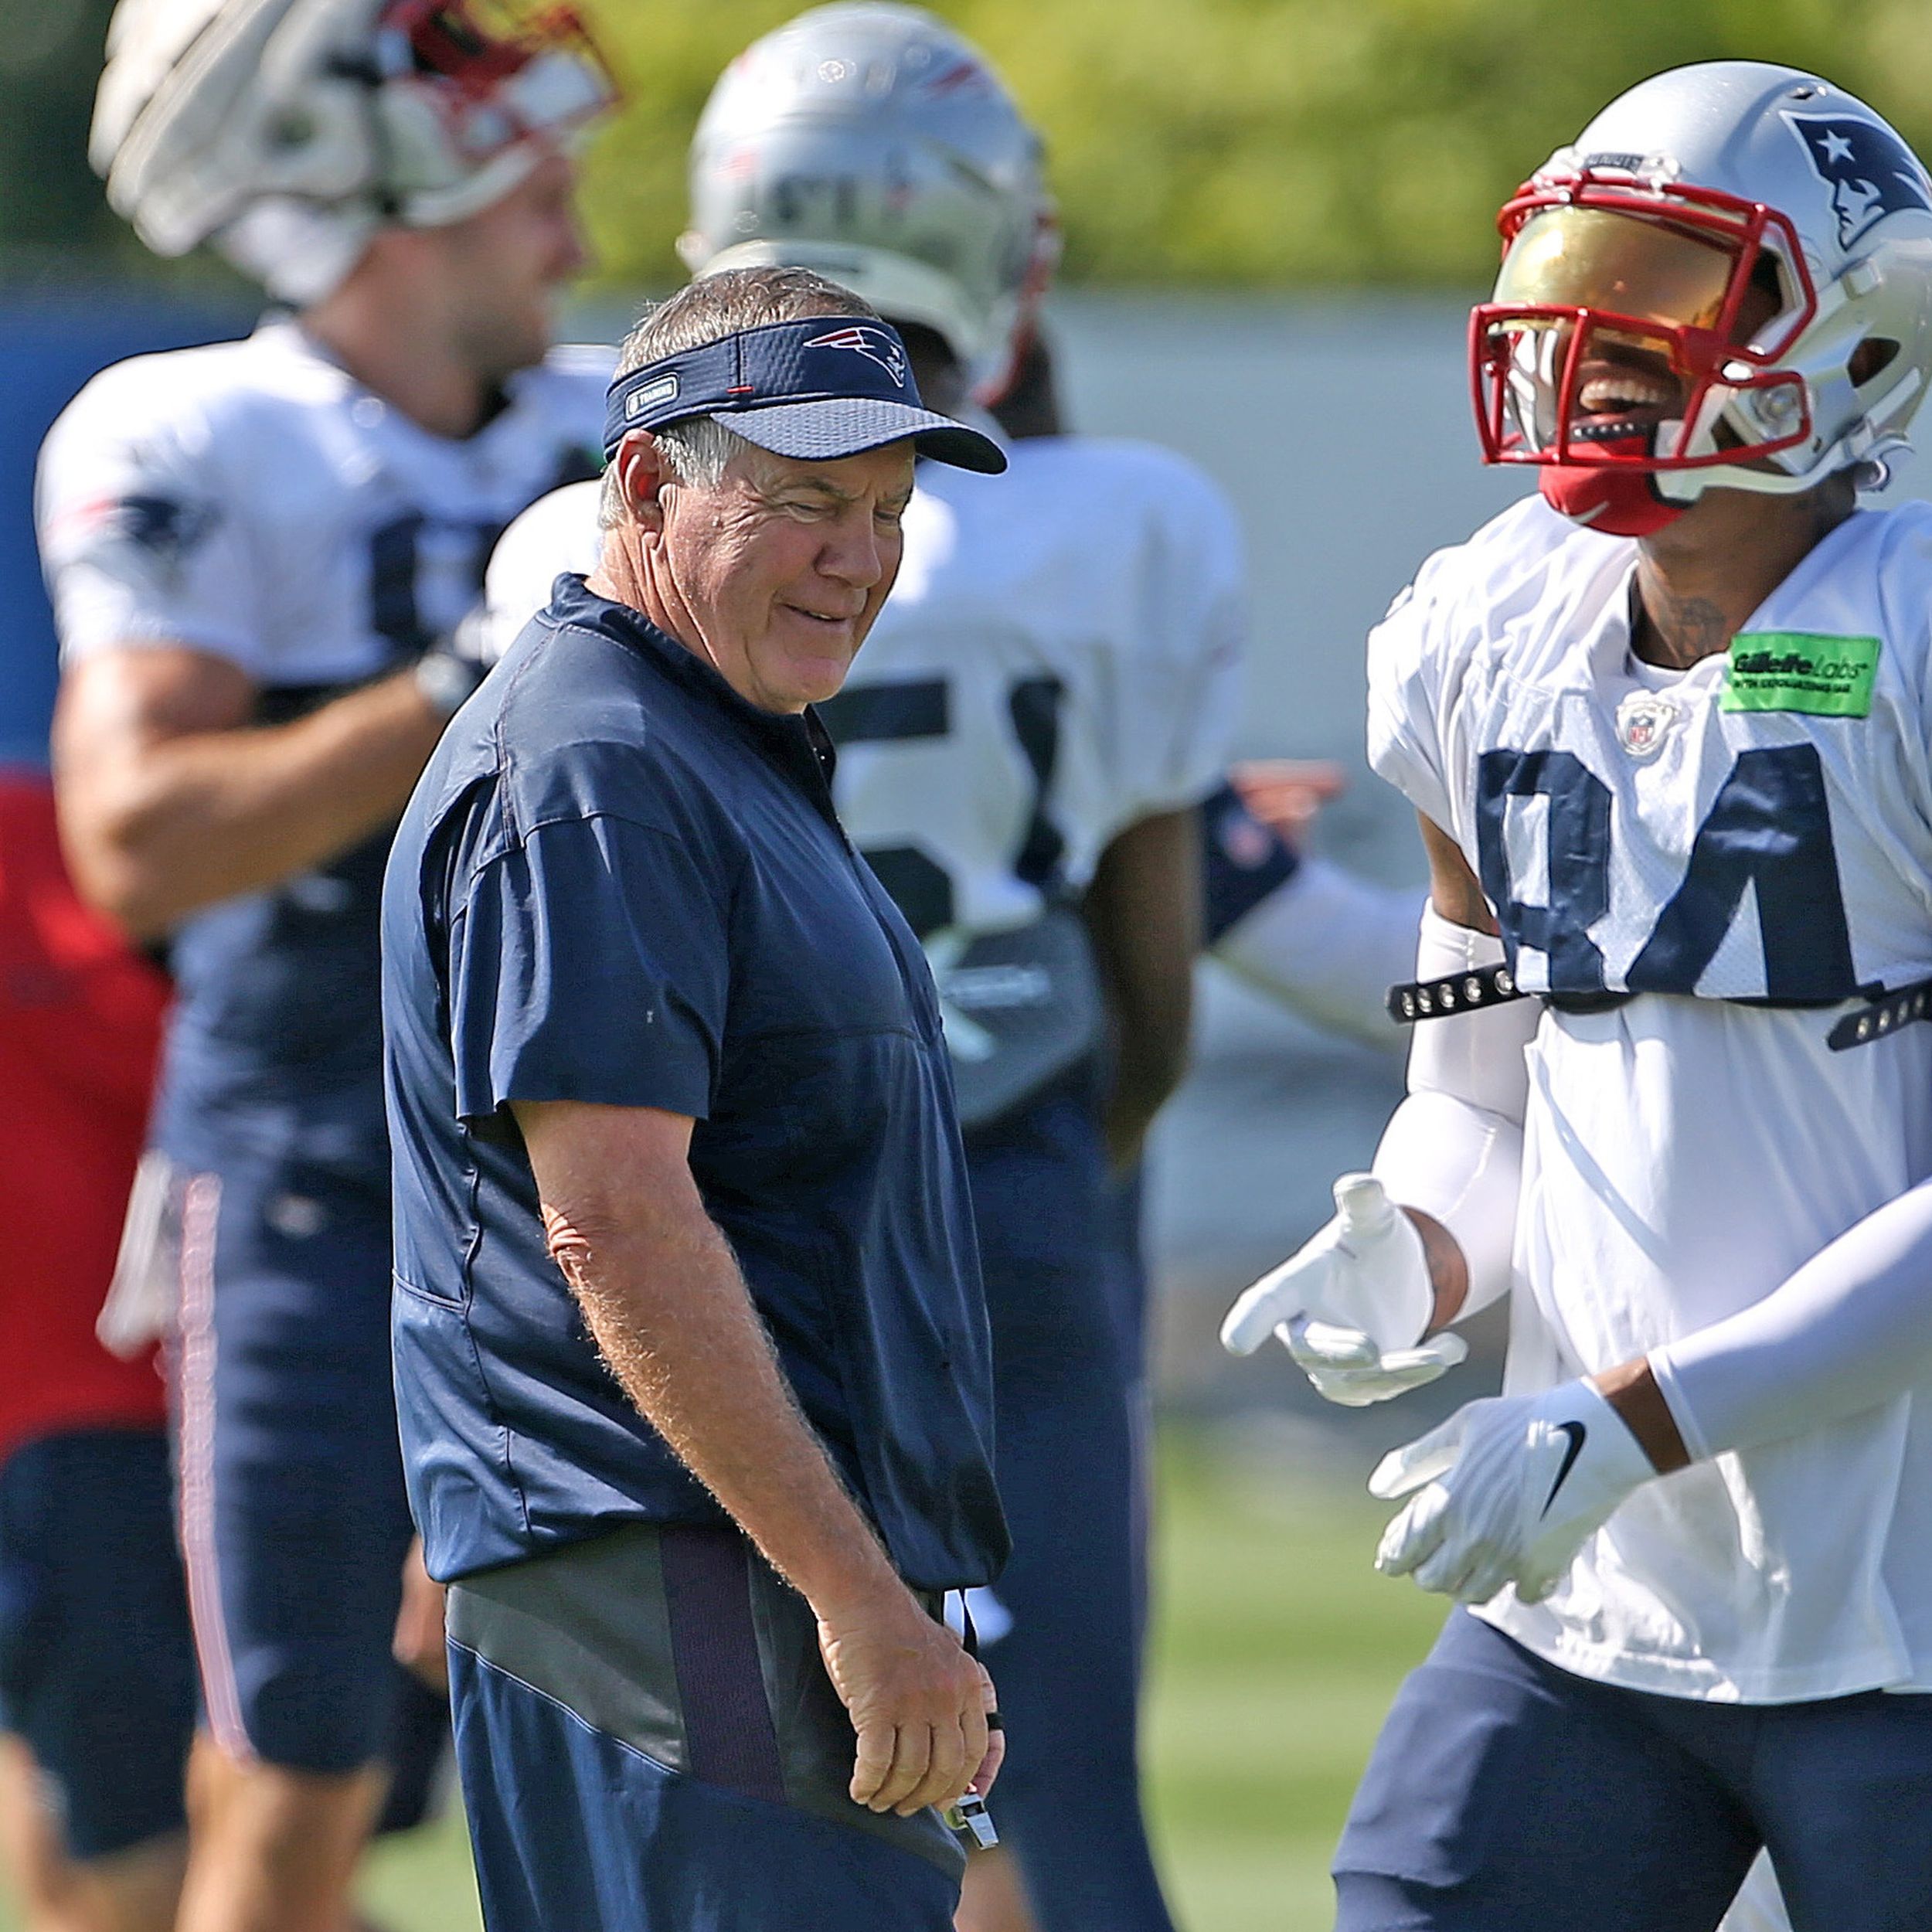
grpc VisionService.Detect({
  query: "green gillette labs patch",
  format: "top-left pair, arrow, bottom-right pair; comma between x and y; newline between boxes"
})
1721,631 -> 1880,716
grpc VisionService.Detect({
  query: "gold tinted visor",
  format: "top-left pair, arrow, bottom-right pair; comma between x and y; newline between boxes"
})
1492,206 -> 1739,332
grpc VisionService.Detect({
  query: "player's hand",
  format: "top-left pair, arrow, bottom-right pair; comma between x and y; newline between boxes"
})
393,1536 -> 449,1695
1221,1175 -> 1454,1403
1229,759 -> 1348,852
1369,1379 -> 1658,1606
817,1586 -> 992,1818
1280,1314 -> 1470,1406
413,602 -> 501,716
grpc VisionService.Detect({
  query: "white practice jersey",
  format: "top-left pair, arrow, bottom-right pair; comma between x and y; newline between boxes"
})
1371,492 -> 1932,1701
484,434 -> 1244,940
39,318 -> 611,691
34,318 -> 611,1175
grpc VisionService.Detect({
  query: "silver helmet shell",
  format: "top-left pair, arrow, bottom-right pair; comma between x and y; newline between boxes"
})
1485,61 -> 1932,503
91,0 -> 612,304
679,3 -> 1056,396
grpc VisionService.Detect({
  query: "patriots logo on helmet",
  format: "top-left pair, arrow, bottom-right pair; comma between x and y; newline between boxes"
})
1784,114 -> 1932,247
804,325 -> 909,387
112,492 -> 217,561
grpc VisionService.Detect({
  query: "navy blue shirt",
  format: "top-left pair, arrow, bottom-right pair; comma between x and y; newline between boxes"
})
383,576 -> 1008,1590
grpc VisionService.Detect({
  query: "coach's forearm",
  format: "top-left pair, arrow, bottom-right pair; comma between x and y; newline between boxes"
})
516,1097 -> 992,1818
539,1181 -> 900,1615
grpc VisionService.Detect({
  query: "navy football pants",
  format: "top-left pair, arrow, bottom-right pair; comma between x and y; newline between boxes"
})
966,1086 -> 1174,1932
1336,1610 -> 1932,1932
175,1156 -> 430,1775
0,1429 -> 196,1859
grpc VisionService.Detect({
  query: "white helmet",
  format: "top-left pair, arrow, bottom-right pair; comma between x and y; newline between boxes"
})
91,0 -> 614,304
678,4 -> 1057,399
1473,62 -> 1932,532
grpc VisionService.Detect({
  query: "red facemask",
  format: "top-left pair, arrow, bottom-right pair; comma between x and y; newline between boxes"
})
1536,430 -> 1684,537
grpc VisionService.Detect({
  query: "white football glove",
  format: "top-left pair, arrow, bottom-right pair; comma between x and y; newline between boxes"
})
1220,1174 -> 1467,1405
1369,1379 -> 1657,1607
1280,1315 -> 1470,1408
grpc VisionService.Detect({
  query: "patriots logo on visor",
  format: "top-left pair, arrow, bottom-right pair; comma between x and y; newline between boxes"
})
804,326 -> 909,387
1785,114 -> 1932,247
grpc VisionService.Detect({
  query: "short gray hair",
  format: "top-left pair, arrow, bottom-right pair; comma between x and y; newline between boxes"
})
598,266 -> 880,528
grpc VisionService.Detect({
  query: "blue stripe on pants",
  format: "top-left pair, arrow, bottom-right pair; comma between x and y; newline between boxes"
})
447,1641 -> 960,1931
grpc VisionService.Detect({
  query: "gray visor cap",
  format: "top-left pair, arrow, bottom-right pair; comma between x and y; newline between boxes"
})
709,396 -> 1006,474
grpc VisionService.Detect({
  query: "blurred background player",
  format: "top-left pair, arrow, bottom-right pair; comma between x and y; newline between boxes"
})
35,2 -> 615,1927
481,9 -> 1416,1927
0,767 -> 182,1932
1226,61 -> 1932,1930
0,295 -> 238,1932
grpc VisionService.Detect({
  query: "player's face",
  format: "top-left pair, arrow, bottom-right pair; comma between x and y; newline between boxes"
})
1486,206 -> 1790,469
658,440 -> 915,713
1509,216 -> 1782,452
435,148 -> 587,383
1561,294 -> 1776,440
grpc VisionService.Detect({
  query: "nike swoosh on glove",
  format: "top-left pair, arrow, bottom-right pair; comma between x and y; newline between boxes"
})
1221,1175 -> 1462,1404
1368,1379 -> 1657,1606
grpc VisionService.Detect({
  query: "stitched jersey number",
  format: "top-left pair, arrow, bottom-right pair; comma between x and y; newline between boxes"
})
1475,743 -> 1856,1000
816,673 -> 1068,939
368,513 -> 506,658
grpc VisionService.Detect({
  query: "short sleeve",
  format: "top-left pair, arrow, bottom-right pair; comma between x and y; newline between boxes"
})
480,480 -> 605,662
36,363 -> 263,673
1366,553 -> 1461,837
447,812 -> 727,1126
1108,453 -> 1246,827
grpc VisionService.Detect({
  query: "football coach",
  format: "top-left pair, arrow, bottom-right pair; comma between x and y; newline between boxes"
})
379,266 -> 1011,1931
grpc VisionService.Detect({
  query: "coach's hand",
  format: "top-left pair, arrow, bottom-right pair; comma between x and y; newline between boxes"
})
1221,1174 -> 1464,1403
818,1586 -> 995,1818
1369,1379 -> 1658,1606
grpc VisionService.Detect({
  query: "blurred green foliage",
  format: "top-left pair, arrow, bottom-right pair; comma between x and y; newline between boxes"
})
0,0 -> 121,257
576,0 -> 1932,288
9,0 -> 1932,289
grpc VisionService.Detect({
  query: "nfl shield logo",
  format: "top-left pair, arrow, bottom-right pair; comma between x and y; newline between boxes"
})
1615,689 -> 1677,759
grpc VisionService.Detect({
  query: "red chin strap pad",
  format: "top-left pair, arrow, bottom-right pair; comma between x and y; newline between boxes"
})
1538,459 -> 1684,539
1538,461 -> 1677,537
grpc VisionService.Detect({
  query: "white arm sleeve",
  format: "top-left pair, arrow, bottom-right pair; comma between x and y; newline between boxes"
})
1212,859 -> 1422,1048
1650,1180 -> 1932,1461
1369,906 -> 1536,1319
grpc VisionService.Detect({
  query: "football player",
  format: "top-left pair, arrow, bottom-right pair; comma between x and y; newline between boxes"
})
1223,62 -> 1932,1930
36,4 -> 614,1927
0,765 -> 184,1932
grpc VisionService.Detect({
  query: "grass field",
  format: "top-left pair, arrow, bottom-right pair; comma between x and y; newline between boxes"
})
6,1430 -> 1443,1932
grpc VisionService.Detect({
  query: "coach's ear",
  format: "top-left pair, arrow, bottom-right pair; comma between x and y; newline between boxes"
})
611,430 -> 672,536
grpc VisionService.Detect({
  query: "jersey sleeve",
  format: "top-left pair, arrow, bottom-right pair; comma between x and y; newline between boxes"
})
36,363 -> 265,675
447,811 -> 726,1127
1365,546 -> 1464,838
479,481 -> 606,662
1105,451 -> 1246,830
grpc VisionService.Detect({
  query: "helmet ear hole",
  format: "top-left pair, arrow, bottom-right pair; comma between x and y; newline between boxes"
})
1850,338 -> 1900,386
